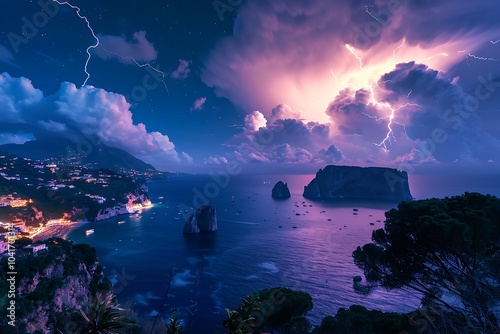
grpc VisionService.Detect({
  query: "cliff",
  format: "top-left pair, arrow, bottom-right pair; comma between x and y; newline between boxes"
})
303,165 -> 412,201
0,238 -> 113,333
183,205 -> 218,234
94,191 -> 151,221
272,181 -> 291,199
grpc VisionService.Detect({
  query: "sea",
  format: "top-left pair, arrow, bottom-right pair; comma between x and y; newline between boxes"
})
66,172 -> 500,333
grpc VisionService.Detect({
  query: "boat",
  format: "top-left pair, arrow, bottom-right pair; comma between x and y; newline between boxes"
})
118,221 -> 125,225
85,229 -> 94,236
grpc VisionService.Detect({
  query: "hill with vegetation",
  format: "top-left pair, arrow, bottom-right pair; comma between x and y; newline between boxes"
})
0,152 -> 150,225
0,138 -> 156,174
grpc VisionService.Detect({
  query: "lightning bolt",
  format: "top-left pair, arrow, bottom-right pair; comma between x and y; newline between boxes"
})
51,0 -> 169,94
367,84 -> 421,150
467,53 -> 497,61
52,0 -> 98,86
416,52 -> 448,62
99,47 -> 169,94
341,46 -> 423,151
330,70 -> 340,86
345,44 -> 363,70
364,5 -> 380,22
387,39 -> 405,65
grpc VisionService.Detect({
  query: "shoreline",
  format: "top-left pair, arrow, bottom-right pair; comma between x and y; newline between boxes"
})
30,203 -> 153,242
32,220 -> 90,242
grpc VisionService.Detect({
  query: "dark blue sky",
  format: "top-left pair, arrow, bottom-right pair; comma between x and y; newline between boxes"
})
1,0 -> 499,172
1,0 -> 243,162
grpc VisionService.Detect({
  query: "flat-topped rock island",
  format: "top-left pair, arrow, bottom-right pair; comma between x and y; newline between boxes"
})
303,165 -> 413,201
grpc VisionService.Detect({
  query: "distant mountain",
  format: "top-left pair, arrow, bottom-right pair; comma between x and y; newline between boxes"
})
0,138 -> 156,173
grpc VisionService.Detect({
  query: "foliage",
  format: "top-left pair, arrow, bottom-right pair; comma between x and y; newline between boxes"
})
223,287 -> 313,333
283,316 -> 312,334
311,305 -> 406,334
80,291 -> 139,334
310,305 -> 477,334
166,309 -> 184,334
0,238 -> 113,333
353,192 -> 500,333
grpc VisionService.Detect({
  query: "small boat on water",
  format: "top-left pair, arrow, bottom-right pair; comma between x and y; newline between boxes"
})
118,221 -> 125,225
85,229 -> 94,236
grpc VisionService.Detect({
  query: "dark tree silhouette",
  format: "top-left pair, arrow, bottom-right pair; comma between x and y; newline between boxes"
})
353,192 -> 500,333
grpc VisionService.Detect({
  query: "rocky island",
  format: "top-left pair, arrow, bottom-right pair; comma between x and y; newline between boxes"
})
303,165 -> 412,201
271,181 -> 291,198
183,205 -> 218,234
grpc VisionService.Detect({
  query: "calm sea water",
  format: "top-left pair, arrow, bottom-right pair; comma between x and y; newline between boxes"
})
66,173 -> 500,333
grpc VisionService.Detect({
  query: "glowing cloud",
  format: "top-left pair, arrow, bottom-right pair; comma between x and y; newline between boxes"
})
202,0 -> 500,123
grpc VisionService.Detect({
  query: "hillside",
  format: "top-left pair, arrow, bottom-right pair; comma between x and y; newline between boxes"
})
0,152 -> 150,224
0,238 -> 129,333
0,138 -> 156,174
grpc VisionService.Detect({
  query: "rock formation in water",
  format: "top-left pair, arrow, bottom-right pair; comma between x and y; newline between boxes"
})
303,165 -> 412,201
272,181 -> 291,198
183,205 -> 218,233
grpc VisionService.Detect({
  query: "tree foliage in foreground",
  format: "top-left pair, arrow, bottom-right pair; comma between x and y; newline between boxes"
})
80,291 -> 139,334
223,287 -> 313,333
353,192 -> 500,333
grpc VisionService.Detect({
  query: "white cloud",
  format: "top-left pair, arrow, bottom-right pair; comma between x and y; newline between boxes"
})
227,106 -> 342,164
191,97 -> 207,111
0,73 -> 187,166
270,104 -> 301,123
244,111 -> 267,131
205,156 -> 229,165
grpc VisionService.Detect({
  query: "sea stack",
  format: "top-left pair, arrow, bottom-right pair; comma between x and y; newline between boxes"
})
183,205 -> 218,234
272,181 -> 291,199
303,165 -> 412,201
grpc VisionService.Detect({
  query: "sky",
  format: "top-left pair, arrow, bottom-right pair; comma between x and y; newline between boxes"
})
0,0 -> 499,173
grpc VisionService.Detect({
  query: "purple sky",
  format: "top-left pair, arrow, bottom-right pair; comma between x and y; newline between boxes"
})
1,0 -> 499,172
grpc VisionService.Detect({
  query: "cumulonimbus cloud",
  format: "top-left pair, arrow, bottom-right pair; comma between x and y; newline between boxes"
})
0,72 -> 191,165
201,0 -> 500,123
326,62 -> 500,164
220,105 -> 344,164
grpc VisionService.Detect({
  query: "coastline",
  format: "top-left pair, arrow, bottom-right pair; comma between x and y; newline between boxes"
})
32,220 -> 89,242
30,203 -> 153,242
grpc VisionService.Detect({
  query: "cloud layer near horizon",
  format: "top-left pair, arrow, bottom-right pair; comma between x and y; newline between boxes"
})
210,61 -> 500,166
0,72 -> 190,165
